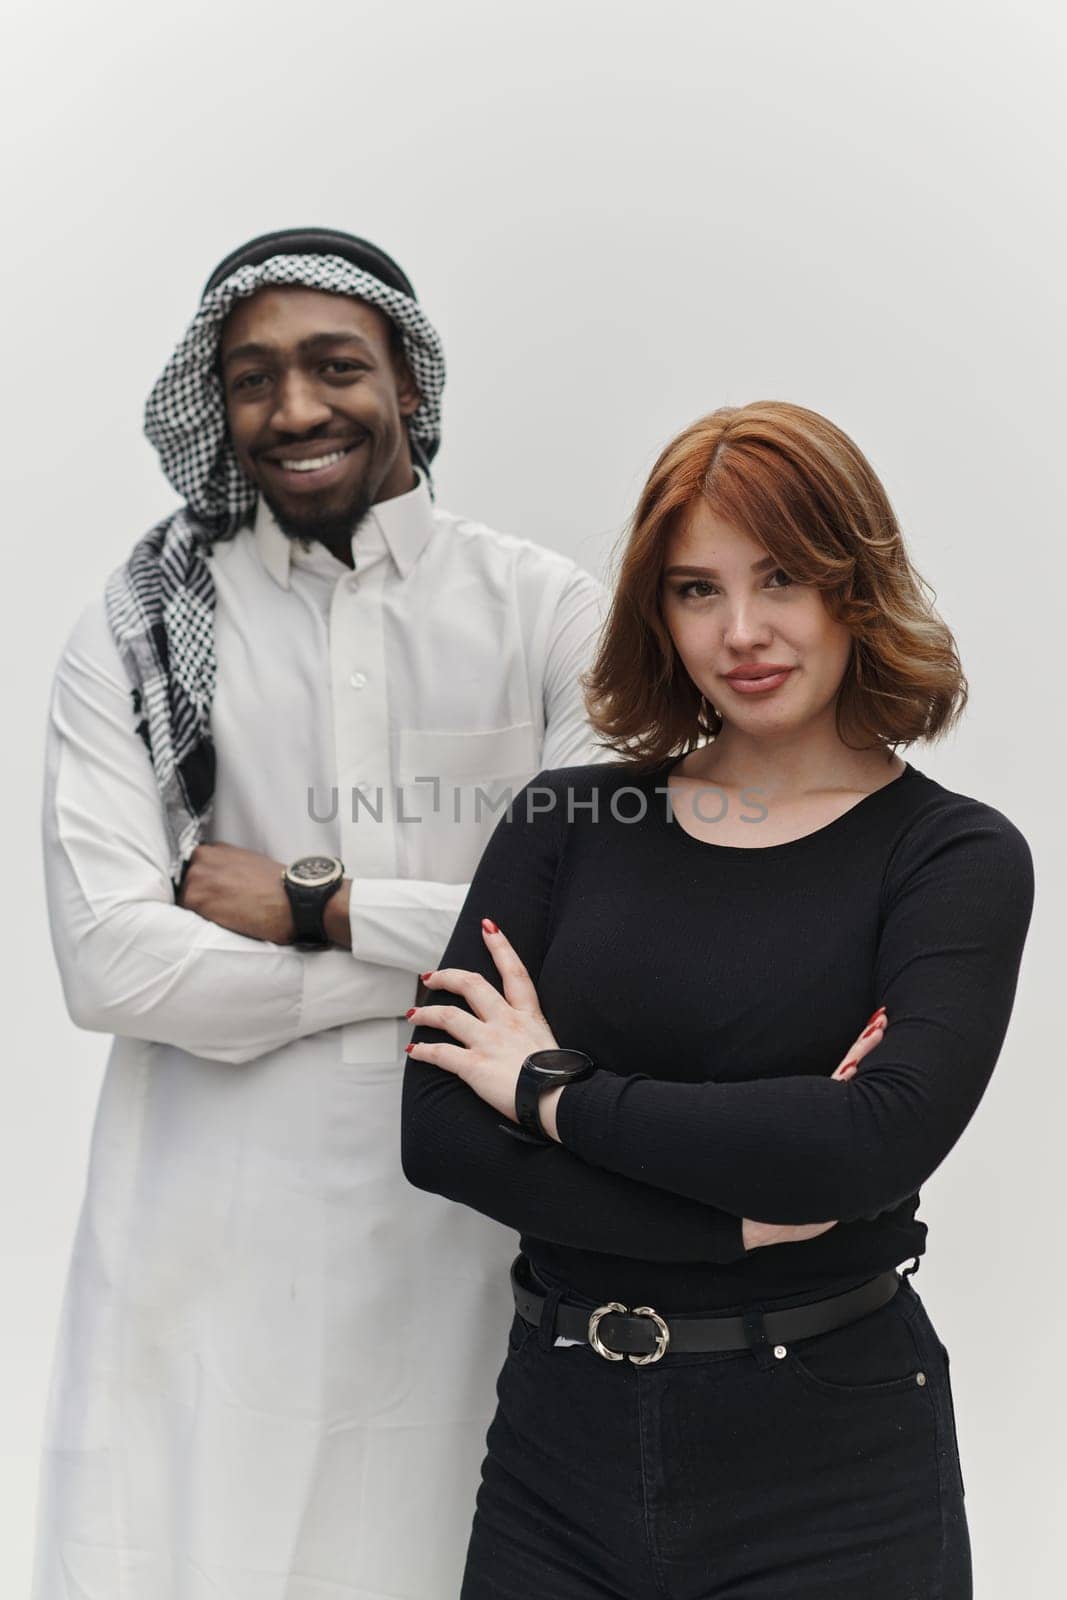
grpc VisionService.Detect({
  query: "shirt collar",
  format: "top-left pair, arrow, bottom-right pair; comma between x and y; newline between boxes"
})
252,469 -> 435,589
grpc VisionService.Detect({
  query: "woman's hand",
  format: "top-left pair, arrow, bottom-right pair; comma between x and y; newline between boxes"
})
742,1005 -> 888,1251
830,1003 -> 886,1082
405,920 -> 558,1123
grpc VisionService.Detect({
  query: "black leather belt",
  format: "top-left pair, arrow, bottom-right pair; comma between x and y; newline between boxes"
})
510,1256 -> 901,1365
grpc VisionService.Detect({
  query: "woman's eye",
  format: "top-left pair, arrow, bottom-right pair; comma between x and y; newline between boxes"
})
670,570 -> 795,601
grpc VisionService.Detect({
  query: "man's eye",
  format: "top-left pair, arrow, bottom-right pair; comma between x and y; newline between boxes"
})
232,373 -> 268,393
323,360 -> 366,376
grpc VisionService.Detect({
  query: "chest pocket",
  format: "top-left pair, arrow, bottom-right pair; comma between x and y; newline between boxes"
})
395,721 -> 543,882
397,721 -> 540,784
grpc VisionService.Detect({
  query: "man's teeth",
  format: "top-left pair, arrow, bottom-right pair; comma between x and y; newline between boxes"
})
279,448 -> 350,472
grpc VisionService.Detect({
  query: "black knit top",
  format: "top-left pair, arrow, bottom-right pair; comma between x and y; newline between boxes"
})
402,759 -> 1034,1313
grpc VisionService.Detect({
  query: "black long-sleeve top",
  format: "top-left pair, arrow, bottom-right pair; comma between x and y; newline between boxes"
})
401,758 -> 1034,1312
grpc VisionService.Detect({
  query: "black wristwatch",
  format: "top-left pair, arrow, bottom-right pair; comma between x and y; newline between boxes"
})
500,1049 -> 597,1145
281,854 -> 345,949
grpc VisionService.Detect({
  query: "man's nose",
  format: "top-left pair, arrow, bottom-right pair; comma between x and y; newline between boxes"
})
269,373 -> 333,434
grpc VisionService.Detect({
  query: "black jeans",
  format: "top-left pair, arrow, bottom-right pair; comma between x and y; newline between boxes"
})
461,1268 -> 970,1599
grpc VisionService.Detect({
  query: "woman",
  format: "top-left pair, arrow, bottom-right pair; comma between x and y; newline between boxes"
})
400,402 -> 1033,1599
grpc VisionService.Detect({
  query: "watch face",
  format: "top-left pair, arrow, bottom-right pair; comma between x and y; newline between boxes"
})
288,855 -> 342,888
525,1049 -> 595,1085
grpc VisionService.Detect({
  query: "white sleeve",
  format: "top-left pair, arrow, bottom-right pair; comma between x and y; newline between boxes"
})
43,600 -> 415,1066
347,560 -> 611,973
539,563 -> 612,769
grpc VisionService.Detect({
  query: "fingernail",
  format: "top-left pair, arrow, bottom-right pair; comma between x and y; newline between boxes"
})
842,1059 -> 859,1072
405,1008 -> 416,1019
865,1008 -> 885,1026
404,1044 -> 414,1054
482,918 -> 499,934
420,972 -> 434,981
861,1023 -> 881,1038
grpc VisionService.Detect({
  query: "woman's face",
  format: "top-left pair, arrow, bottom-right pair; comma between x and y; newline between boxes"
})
660,501 -> 854,742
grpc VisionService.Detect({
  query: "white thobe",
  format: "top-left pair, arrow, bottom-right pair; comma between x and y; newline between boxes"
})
34,475 -> 608,1600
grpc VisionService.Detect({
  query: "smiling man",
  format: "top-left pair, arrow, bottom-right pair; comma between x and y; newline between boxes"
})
34,228 -> 608,1600
222,288 -> 422,553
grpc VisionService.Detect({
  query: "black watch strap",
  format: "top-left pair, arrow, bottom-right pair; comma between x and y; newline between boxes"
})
500,1049 -> 596,1145
282,856 -> 345,950
285,882 -> 332,946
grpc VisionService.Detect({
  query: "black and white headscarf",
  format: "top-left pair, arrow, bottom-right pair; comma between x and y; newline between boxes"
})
104,242 -> 446,890
104,505 -> 218,889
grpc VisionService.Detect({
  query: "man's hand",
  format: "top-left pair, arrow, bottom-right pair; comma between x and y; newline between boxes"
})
177,842 -> 296,943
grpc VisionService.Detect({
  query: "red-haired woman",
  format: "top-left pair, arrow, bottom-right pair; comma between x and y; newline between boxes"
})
401,402 -> 1032,1599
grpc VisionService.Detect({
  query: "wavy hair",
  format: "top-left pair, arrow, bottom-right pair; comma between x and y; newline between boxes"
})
582,402 -> 967,768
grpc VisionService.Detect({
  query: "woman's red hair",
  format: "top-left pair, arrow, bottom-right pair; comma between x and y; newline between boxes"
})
582,401 -> 967,767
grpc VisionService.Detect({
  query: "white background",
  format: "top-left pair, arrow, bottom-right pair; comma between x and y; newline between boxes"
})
1,0 -> 1063,1592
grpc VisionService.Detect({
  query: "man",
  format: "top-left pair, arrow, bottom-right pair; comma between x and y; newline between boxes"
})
35,227 -> 608,1599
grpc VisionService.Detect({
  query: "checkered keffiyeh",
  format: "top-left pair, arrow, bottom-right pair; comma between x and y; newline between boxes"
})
104,251 -> 446,890
104,507 -> 217,890
145,253 -> 445,532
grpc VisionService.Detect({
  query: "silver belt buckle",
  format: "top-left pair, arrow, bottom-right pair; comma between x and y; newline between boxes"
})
588,1302 -> 671,1365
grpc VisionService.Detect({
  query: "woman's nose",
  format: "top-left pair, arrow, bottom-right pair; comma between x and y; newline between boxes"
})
722,597 -> 774,652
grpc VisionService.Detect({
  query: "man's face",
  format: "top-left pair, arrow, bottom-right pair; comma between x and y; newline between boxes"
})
219,286 -> 421,547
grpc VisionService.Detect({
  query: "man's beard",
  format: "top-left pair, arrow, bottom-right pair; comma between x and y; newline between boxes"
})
259,477 -> 375,553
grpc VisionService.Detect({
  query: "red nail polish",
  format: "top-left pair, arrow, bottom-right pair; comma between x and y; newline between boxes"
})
404,1044 -> 414,1054
405,1008 -> 416,1019
865,1008 -> 885,1026
482,918 -> 499,934
420,972 -> 434,982
861,1023 -> 881,1038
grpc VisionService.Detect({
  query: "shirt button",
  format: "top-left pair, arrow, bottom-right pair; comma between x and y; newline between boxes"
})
773,1345 -> 788,1360
349,671 -> 368,690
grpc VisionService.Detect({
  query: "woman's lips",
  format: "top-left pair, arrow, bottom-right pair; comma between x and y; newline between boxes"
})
723,668 -> 794,695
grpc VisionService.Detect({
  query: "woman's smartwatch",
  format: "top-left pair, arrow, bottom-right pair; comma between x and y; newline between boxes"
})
500,1049 -> 596,1145
281,854 -> 345,949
